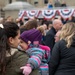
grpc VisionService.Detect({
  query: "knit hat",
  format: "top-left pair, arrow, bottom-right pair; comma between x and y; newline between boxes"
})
20,29 -> 42,44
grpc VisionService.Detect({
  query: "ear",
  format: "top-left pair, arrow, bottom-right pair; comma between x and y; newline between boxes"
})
28,41 -> 31,45
8,37 -> 14,44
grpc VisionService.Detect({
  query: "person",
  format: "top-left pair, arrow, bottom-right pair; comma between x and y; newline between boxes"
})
0,24 -> 7,75
19,29 -> 50,75
49,22 -> 75,75
37,25 -> 45,36
20,19 -> 38,33
45,19 -> 63,52
67,16 -> 75,23
6,16 -> 14,22
54,30 -> 61,42
0,17 -> 4,24
47,1 -> 53,9
37,25 -> 47,45
54,0 -> 61,7
61,1 -> 67,7
0,22 -> 39,75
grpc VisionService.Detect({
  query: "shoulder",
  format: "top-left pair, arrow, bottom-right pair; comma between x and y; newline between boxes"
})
53,40 -> 66,50
46,28 -> 56,36
6,49 -> 29,67
6,50 -> 29,75
27,47 -> 45,54
32,47 -> 45,53
14,50 -> 29,62
55,40 -> 66,46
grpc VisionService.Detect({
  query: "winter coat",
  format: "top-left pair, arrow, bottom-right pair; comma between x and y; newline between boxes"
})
49,39 -> 75,75
0,48 -> 40,75
45,27 -> 57,52
26,44 -> 50,75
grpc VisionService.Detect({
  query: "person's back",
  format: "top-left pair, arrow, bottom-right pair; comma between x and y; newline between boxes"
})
49,39 -> 75,75
45,19 -> 63,52
49,22 -> 75,75
45,27 -> 56,50
58,40 -> 75,75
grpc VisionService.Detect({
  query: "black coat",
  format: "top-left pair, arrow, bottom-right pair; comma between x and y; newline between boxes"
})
49,39 -> 75,75
45,27 -> 56,52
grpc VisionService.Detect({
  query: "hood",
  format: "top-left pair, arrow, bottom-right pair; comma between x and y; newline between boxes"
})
6,48 -> 18,57
39,45 -> 50,51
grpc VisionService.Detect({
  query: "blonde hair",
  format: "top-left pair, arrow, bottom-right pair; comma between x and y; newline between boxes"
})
60,22 -> 75,48
37,26 -> 45,35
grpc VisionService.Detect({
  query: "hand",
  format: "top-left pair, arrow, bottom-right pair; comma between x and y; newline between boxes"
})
20,65 -> 32,75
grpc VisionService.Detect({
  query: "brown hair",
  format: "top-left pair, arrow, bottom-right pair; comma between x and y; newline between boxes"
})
20,19 -> 38,33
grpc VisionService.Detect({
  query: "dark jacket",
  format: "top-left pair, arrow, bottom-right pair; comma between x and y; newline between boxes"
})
0,48 -> 40,75
61,4 -> 67,7
45,27 -> 56,52
49,39 -> 75,75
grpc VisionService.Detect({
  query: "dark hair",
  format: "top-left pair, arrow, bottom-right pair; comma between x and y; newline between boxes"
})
0,22 -> 20,75
0,28 -> 7,75
3,22 -> 19,38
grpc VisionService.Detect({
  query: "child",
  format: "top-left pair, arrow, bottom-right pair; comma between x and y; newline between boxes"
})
0,22 -> 39,75
20,29 -> 50,75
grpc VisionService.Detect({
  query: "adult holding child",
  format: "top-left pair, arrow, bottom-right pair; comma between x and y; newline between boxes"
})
0,22 -> 40,75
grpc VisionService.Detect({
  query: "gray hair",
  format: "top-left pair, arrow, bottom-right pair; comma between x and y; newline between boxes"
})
52,19 -> 62,25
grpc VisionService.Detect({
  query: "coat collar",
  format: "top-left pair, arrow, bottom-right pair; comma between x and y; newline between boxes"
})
6,48 -> 18,57
51,27 -> 57,34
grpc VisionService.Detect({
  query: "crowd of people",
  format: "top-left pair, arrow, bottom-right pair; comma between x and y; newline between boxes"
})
0,14 -> 75,75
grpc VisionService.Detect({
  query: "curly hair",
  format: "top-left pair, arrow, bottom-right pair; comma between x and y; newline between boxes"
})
60,22 -> 75,48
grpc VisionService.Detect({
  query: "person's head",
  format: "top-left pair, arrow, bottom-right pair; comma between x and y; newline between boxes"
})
20,19 -> 38,33
37,25 -> 45,35
53,19 -> 63,31
60,22 -> 75,48
3,22 -> 20,48
0,17 -> 4,24
48,24 -> 53,30
62,0 -> 66,4
20,29 -> 42,50
6,16 -> 14,22
0,24 -> 7,75
54,30 -> 61,42
29,16 -> 36,20
42,24 -> 47,30
15,18 -> 20,23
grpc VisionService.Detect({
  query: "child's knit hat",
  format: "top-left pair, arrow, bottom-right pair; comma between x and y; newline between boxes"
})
20,29 -> 42,44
